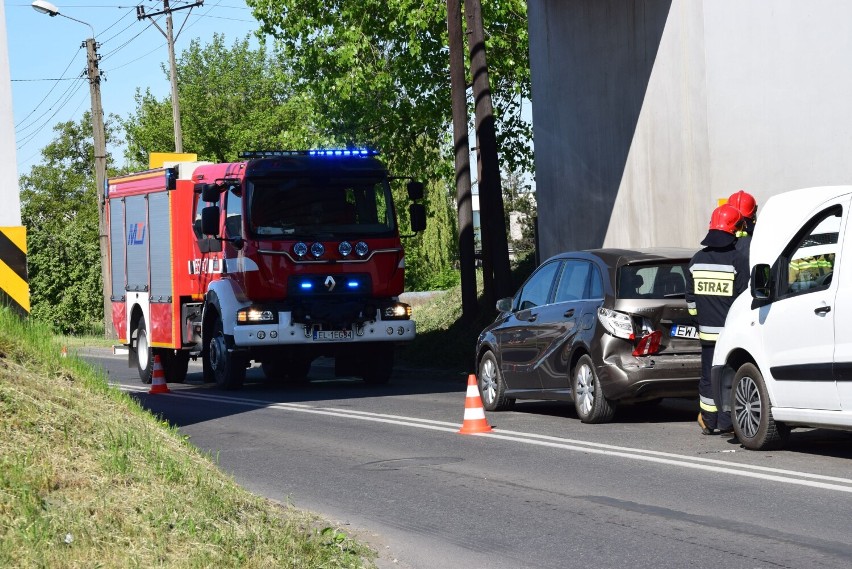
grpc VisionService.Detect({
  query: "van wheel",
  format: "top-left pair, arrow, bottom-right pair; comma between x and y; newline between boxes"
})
572,355 -> 616,424
732,363 -> 789,450
209,316 -> 246,390
134,317 -> 153,384
477,351 -> 514,411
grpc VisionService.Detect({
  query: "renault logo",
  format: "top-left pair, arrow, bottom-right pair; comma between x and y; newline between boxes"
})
324,276 -> 336,291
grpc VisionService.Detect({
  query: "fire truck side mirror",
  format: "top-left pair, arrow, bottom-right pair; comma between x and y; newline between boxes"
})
201,205 -> 221,236
409,203 -> 427,233
198,183 -> 221,203
407,181 -> 424,201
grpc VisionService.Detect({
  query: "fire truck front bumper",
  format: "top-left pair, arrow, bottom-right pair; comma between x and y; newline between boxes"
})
232,312 -> 416,347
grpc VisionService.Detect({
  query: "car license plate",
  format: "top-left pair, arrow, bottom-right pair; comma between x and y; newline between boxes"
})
671,324 -> 698,339
313,329 -> 353,341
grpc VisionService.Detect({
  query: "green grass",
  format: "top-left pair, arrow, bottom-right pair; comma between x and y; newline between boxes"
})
0,308 -> 376,569
399,255 -> 537,375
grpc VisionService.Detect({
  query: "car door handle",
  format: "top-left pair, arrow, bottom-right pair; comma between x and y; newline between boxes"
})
814,305 -> 832,315
563,309 -> 575,318
526,314 -> 538,322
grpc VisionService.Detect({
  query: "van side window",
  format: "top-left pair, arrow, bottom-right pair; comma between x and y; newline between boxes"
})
780,206 -> 841,296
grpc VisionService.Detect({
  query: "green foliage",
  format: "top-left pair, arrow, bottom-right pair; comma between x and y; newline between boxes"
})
122,34 -> 325,167
19,116 -> 118,335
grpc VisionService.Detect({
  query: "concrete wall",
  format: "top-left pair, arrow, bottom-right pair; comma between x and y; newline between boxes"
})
528,0 -> 852,261
0,1 -> 21,226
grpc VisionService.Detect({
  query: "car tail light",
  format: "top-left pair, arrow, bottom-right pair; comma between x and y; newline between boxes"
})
632,330 -> 662,356
597,308 -> 633,339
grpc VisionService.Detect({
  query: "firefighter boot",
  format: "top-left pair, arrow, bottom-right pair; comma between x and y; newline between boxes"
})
698,412 -> 716,435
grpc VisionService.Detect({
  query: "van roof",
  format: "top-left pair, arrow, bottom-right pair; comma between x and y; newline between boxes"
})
751,185 -> 852,267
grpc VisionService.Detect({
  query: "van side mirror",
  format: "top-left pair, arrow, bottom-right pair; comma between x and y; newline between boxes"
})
407,181 -> 424,201
201,205 -> 221,236
751,264 -> 773,301
197,183 -> 221,203
409,203 -> 427,232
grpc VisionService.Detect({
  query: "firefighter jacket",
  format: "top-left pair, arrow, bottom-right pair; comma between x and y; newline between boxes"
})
685,243 -> 750,344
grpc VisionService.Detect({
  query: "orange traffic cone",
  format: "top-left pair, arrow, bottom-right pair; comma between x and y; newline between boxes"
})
149,354 -> 171,394
61,346 -> 67,358
458,374 -> 493,434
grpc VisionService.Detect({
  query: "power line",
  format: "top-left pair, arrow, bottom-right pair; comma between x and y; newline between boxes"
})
14,48 -> 84,129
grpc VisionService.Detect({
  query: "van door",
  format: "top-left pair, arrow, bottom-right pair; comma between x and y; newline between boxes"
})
832,200 -> 852,410
760,201 -> 845,410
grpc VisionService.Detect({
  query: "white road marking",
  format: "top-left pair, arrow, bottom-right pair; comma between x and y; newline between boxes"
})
119,384 -> 852,494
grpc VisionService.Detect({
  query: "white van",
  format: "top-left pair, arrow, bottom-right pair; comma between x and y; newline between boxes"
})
712,185 -> 852,450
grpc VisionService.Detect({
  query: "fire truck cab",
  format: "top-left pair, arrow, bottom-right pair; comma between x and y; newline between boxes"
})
106,149 -> 425,389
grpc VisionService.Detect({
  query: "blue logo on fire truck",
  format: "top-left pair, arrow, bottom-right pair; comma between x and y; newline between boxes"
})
127,223 -> 146,245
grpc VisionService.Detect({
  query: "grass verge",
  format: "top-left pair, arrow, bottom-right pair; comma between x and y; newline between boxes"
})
0,308 -> 375,568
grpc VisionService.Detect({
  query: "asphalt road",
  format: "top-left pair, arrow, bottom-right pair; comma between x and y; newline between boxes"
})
81,348 -> 852,569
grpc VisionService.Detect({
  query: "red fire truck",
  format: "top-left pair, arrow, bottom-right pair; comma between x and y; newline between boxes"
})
106,150 -> 426,389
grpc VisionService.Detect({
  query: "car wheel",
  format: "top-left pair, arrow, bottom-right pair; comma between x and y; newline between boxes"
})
572,354 -> 616,424
134,317 -> 153,384
732,363 -> 789,450
477,351 -> 515,411
208,315 -> 246,390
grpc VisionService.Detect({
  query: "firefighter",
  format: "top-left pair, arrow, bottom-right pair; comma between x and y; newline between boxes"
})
685,204 -> 750,435
727,190 -> 758,265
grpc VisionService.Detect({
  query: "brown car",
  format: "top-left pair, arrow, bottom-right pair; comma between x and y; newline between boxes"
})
475,248 -> 702,423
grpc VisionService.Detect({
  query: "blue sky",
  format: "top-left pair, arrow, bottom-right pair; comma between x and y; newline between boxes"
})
5,0 -> 262,175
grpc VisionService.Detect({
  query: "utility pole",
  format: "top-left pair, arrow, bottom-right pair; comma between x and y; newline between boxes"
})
464,0 -> 512,305
84,37 -> 112,336
136,0 -> 203,153
447,0 -> 478,321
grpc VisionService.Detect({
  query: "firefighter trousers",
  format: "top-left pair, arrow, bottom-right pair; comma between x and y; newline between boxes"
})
700,343 -> 732,431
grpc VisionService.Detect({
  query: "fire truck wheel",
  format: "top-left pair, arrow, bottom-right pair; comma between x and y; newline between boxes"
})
161,350 -> 190,383
134,317 -> 154,384
210,317 -> 246,390
362,345 -> 394,385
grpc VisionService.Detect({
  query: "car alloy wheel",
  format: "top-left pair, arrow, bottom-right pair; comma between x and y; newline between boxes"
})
477,351 -> 514,411
731,362 -> 789,450
734,374 -> 761,439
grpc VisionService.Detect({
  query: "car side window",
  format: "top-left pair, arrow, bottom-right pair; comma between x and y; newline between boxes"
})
780,206 -> 841,297
517,261 -> 560,310
554,260 -> 592,302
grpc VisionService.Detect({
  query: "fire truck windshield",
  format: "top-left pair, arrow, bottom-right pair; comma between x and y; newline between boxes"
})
246,176 -> 396,238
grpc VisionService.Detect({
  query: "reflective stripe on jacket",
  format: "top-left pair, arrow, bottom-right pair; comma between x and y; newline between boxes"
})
684,244 -> 750,345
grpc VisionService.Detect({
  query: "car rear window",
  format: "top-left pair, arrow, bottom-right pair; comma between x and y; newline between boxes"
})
617,263 -> 688,299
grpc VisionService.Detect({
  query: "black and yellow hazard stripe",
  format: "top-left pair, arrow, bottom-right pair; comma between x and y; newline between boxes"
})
0,227 -> 29,317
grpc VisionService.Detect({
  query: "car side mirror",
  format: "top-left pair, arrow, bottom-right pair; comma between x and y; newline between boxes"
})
201,205 -> 220,236
407,181 -> 424,201
751,263 -> 773,301
496,297 -> 513,313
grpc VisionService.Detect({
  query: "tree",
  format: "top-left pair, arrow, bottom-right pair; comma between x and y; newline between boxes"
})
20,115 -> 119,334
122,34 -> 324,167
502,169 -> 537,256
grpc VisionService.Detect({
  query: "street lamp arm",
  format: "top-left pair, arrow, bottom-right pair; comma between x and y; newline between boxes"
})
31,0 -> 95,38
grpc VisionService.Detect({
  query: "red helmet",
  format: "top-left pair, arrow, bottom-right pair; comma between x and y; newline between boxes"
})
708,204 -> 742,234
727,190 -> 757,218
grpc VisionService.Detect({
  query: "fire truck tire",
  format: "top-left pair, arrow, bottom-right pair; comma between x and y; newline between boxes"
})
210,317 -> 246,390
362,345 -> 394,385
134,317 -> 154,384
262,355 -> 311,383
162,350 -> 190,383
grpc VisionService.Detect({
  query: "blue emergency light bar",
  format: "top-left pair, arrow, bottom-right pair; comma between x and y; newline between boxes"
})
239,149 -> 379,159
300,282 -> 313,290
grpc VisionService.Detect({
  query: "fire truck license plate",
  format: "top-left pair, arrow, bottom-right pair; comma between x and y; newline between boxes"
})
671,324 -> 699,339
313,330 -> 354,341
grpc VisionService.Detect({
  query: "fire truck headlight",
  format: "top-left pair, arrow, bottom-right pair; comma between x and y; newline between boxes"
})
294,242 -> 308,258
237,307 -> 279,324
383,303 -> 411,320
338,241 -> 352,256
355,241 -> 369,257
311,242 -> 325,258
